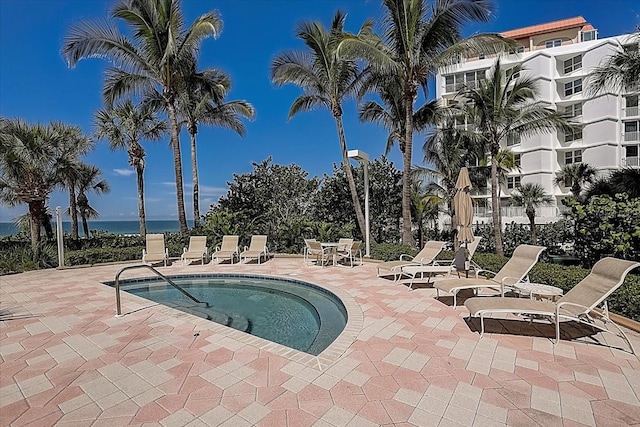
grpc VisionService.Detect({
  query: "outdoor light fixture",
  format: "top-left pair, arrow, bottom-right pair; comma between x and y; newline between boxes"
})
347,149 -> 370,257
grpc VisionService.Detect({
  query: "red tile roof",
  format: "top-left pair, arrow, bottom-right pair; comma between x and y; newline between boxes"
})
501,17 -> 588,40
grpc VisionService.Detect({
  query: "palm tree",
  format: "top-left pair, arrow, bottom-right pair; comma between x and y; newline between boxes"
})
63,0 -> 223,234
421,124 -> 473,220
458,59 -> 574,255
75,164 -> 110,237
94,100 -> 167,237
510,182 -> 553,242
176,66 -> 255,227
53,123 -> 94,240
271,11 -> 371,239
554,162 -> 597,199
0,119 -> 62,259
588,32 -> 640,95
341,0 -> 508,246
410,179 -> 440,248
583,167 -> 640,200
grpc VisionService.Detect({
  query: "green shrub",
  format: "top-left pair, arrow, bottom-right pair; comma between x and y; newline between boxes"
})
370,243 -> 418,262
66,247 -> 141,265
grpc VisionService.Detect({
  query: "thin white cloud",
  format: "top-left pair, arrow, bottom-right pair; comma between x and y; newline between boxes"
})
114,168 -> 135,177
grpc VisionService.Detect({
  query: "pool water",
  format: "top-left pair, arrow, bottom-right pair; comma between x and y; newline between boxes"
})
113,275 -> 347,355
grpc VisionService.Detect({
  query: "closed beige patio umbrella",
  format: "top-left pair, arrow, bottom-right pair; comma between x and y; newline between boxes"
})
453,167 -> 474,276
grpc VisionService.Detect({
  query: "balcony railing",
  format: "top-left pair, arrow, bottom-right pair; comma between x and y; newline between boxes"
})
626,106 -> 639,117
622,157 -> 640,167
474,206 -> 561,218
624,131 -> 640,142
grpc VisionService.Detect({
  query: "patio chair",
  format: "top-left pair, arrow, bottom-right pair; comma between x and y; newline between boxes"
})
303,238 -> 318,264
212,235 -> 239,264
337,238 -> 354,253
434,244 -> 546,308
376,240 -> 446,281
306,240 -> 333,267
465,257 -> 640,354
181,236 -> 208,265
142,233 -> 168,267
337,240 -> 363,267
240,235 -> 269,264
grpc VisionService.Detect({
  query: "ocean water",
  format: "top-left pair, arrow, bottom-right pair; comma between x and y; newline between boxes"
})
0,220 -> 181,237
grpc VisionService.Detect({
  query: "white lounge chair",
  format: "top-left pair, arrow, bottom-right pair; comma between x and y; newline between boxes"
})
240,235 -> 269,264
376,241 -> 446,280
142,233 -> 168,267
212,235 -> 239,264
181,236 -> 208,265
465,257 -> 640,354
434,244 -> 546,308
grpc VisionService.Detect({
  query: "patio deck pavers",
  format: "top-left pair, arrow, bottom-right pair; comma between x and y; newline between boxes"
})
1,257 -> 639,426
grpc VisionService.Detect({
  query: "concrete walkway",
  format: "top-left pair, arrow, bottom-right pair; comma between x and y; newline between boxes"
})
1,258 -> 639,426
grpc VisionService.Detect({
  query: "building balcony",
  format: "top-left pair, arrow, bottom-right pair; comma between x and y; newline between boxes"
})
473,206 -> 561,219
626,106 -> 639,117
624,131 -> 640,142
622,157 -> 640,167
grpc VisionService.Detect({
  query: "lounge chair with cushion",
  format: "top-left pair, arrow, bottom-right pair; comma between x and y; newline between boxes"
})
401,237 -> 484,286
434,244 -> 546,308
212,235 -> 239,264
465,257 -> 640,354
376,240 -> 446,281
181,236 -> 208,265
240,235 -> 269,264
142,233 -> 169,267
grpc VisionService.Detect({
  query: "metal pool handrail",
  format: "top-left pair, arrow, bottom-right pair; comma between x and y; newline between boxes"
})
114,264 -> 208,316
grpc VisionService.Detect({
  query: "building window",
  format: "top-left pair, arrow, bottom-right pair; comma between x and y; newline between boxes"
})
625,121 -> 640,141
626,95 -> 639,117
626,145 -> 639,157
564,79 -> 583,96
507,176 -> 521,189
514,154 -> 521,167
563,55 -> 582,74
478,53 -> 485,60
565,149 -> 582,164
563,103 -> 583,118
545,39 -> 562,48
506,134 -> 520,146
581,30 -> 597,42
445,70 -> 486,92
565,128 -> 583,142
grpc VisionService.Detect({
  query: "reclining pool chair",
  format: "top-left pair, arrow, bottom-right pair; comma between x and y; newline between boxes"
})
240,235 -> 269,264
142,233 -> 168,267
434,244 -> 546,308
376,240 -> 446,281
181,236 -> 208,265
212,235 -> 239,264
465,257 -> 640,354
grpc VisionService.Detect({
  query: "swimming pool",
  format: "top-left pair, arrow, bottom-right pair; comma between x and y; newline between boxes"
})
110,274 -> 347,356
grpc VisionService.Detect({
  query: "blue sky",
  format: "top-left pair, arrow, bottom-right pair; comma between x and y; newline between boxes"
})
1,0 -> 638,222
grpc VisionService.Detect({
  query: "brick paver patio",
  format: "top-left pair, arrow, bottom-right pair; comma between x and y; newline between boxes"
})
1,257 -> 639,426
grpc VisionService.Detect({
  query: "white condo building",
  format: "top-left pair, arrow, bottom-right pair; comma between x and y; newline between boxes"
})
435,17 -> 639,225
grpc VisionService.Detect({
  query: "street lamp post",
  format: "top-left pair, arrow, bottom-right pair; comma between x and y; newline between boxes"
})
347,149 -> 370,257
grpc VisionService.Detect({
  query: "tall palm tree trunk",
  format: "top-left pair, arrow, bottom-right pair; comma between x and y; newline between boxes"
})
166,101 -> 188,234
526,206 -> 536,243
402,92 -> 414,247
491,157 -> 504,256
69,185 -> 79,239
81,215 -> 90,238
28,201 -> 44,262
335,116 -> 366,239
136,165 -> 147,238
189,131 -> 200,228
